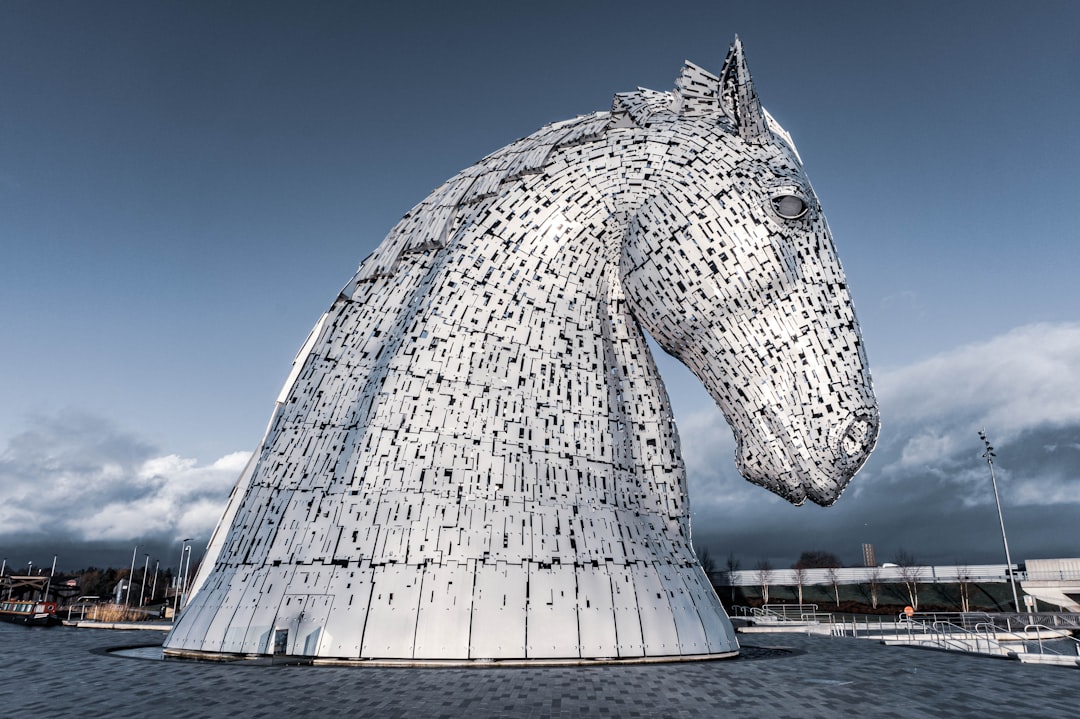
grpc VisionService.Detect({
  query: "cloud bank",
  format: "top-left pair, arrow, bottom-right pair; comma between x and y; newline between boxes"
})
0,413 -> 246,568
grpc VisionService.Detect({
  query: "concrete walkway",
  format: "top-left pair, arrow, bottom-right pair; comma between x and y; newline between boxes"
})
4,622 -> 1076,718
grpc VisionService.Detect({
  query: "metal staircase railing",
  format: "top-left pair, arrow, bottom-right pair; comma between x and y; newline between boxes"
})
831,612 -> 1079,660
749,603 -> 832,624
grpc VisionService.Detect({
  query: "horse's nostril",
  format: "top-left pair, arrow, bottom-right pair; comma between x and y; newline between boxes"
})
839,415 -> 876,457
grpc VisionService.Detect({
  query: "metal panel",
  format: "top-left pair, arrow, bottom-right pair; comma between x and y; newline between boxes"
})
241,565 -> 295,654
608,563 -> 644,658
318,564 -> 374,658
525,563 -> 579,659
412,564 -> 474,659
359,564 -> 423,658
576,565 -> 618,658
469,562 -> 526,659
656,563 -> 709,655
632,564 -> 679,656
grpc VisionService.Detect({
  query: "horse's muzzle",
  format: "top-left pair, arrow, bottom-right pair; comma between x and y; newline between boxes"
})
734,405 -> 880,507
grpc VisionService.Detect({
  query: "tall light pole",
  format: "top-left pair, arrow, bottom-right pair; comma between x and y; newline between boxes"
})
181,545 -> 192,607
44,555 -> 56,602
979,431 -> 1021,612
150,559 -> 160,604
125,546 -> 138,606
139,554 -> 150,606
183,544 -> 194,591
173,539 -> 191,621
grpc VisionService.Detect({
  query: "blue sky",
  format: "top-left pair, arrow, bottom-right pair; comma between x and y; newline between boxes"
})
1,1 -> 1078,571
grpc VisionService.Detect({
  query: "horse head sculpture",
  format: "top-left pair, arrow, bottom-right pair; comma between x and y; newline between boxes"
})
164,38 -> 877,663
619,39 -> 878,505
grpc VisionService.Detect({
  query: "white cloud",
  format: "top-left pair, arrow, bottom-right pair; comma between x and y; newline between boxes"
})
898,431 -> 959,468
674,322 -> 1080,564
679,323 -> 1080,492
865,322 -> 1080,488
879,322 -> 1080,435
0,413 -> 243,544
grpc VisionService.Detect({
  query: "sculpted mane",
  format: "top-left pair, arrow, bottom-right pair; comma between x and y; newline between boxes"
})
355,112 -> 613,282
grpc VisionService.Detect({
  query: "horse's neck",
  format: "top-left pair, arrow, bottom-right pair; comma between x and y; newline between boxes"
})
333,153 -> 679,465
229,126 -> 694,576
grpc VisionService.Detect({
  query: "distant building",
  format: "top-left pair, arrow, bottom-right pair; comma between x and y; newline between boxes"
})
1021,558 -> 1080,612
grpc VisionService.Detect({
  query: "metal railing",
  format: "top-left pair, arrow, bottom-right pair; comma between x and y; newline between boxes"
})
830,611 -> 1080,660
748,603 -> 833,624
1011,623 -> 1080,657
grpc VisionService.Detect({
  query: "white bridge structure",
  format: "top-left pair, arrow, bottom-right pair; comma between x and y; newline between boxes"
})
724,564 -> 1021,588
1022,558 -> 1080,612
163,39 -> 878,663
726,559 -> 1080,615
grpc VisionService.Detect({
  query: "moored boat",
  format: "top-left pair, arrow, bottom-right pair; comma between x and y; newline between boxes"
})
0,600 -> 60,626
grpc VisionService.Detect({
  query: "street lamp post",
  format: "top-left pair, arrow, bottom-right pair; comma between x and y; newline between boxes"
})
180,545 -> 192,608
979,430 -> 1022,612
150,560 -> 160,604
172,539 -> 192,622
125,546 -> 137,607
44,555 -> 56,602
139,554 -> 150,606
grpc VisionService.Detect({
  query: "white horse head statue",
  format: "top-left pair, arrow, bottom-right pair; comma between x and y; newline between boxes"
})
620,40 -> 878,506
165,38 -> 877,663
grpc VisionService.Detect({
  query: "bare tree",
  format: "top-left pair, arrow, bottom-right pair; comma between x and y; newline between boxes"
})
724,553 -> 741,604
695,544 -> 717,576
825,566 -> 841,607
894,549 -> 921,610
792,565 -> 808,606
956,565 -> 972,613
867,565 -> 881,610
754,560 -> 774,605
693,545 -> 719,597
795,550 -> 841,569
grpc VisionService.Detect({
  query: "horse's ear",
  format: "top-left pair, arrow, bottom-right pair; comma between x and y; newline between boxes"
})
609,95 -> 642,128
720,36 -> 770,144
610,91 -> 666,127
673,61 -> 721,115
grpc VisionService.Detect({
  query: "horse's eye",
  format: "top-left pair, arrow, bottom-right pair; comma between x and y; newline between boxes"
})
772,195 -> 808,219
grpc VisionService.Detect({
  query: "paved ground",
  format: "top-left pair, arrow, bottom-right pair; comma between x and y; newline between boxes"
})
3,622 -> 1076,718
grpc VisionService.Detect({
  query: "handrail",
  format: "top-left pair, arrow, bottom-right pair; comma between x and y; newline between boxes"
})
826,611 -> 1080,663
1023,623 -> 1080,656
750,603 -> 827,623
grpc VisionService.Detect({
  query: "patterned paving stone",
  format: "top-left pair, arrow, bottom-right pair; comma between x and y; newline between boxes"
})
4,623 -> 1075,718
